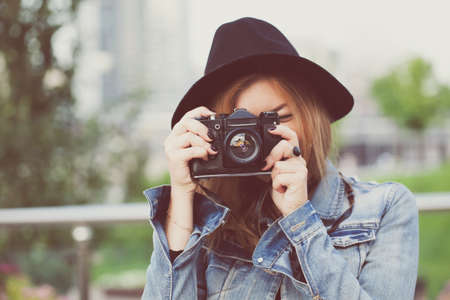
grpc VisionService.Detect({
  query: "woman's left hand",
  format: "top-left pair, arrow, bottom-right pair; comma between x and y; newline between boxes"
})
261,124 -> 308,217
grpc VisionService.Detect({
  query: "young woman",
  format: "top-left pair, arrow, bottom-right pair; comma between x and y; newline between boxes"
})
141,17 -> 419,300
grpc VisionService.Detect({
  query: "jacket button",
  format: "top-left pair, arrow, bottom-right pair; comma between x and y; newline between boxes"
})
257,257 -> 264,263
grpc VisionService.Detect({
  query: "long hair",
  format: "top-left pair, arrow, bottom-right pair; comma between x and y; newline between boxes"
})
195,72 -> 333,252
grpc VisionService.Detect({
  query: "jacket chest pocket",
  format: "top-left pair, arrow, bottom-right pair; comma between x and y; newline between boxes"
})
205,253 -> 235,298
329,224 -> 377,276
205,253 -> 276,299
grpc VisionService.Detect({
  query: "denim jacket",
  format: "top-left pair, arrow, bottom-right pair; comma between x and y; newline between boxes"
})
141,160 -> 419,300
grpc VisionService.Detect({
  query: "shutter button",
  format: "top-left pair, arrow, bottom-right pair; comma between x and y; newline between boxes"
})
257,257 -> 263,263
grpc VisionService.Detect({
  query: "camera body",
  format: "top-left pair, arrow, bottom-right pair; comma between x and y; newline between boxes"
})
189,108 -> 283,179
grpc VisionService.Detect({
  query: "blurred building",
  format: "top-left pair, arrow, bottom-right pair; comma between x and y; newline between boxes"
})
76,0 -> 192,179
291,36 -> 450,177
333,55 -> 450,177
76,3 -> 450,181
99,0 -> 191,107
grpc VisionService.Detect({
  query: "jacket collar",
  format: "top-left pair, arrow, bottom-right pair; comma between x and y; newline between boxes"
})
143,183 -> 230,236
191,159 -> 349,263
144,159 -> 348,226
310,159 -> 349,219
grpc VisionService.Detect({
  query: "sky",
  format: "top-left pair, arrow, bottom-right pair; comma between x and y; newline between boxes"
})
187,0 -> 450,85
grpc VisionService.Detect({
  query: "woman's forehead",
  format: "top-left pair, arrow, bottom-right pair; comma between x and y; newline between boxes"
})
234,80 -> 289,113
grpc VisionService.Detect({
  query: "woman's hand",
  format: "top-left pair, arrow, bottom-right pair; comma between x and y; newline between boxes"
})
261,125 -> 308,217
164,106 -> 217,195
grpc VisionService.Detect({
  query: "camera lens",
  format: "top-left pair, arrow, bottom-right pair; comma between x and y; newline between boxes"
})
226,130 -> 261,164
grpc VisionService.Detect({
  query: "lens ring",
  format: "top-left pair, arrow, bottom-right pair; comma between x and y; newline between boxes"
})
224,129 -> 261,165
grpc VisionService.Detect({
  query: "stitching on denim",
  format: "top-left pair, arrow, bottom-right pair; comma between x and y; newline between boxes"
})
267,243 -> 291,268
144,184 -> 171,219
331,230 -> 376,248
332,176 -> 346,218
203,246 -> 253,263
218,260 -> 239,300
207,263 -> 230,272
168,268 -> 172,300
271,267 -> 310,294
243,276 -> 258,300
357,243 -> 366,277
333,221 -> 379,229
152,221 -> 172,266
290,220 -> 306,232
295,240 -> 316,296
385,183 -> 398,214
290,221 -> 322,245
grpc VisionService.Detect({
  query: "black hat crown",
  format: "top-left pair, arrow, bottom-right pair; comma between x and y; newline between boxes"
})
171,17 -> 353,128
205,17 -> 299,74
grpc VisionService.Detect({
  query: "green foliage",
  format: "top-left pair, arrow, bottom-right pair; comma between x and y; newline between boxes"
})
0,0 -> 106,208
368,161 -> 450,193
0,0 -> 152,293
0,227 -> 76,293
91,224 -> 153,283
5,276 -> 31,300
149,171 -> 171,187
5,274 -> 62,300
0,2 -> 91,291
371,56 -> 450,132
418,212 -> 450,299
17,241 -> 75,293
91,174 -> 170,285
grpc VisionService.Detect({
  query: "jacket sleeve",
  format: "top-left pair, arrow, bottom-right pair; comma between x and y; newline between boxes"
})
140,184 -> 229,300
274,182 -> 419,300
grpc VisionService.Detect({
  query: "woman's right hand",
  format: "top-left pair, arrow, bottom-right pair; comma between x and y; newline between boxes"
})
164,106 -> 218,195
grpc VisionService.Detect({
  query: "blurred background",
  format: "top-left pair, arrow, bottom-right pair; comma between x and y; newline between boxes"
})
0,0 -> 449,299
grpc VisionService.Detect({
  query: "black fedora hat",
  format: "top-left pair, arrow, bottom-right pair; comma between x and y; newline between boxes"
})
170,17 -> 354,128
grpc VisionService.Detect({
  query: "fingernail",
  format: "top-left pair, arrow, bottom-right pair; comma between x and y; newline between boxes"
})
293,146 -> 301,157
268,125 -> 276,131
207,129 -> 214,140
261,159 -> 269,170
211,145 -> 217,152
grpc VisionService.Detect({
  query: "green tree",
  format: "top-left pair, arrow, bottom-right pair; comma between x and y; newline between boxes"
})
0,0 -> 152,291
0,0 -> 104,207
371,56 -> 450,161
0,0 -> 104,291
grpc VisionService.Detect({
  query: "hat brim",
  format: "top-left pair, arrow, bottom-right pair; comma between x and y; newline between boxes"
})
171,54 -> 353,128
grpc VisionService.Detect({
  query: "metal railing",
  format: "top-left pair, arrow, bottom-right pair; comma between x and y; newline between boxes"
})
0,202 -> 149,300
0,193 -> 449,299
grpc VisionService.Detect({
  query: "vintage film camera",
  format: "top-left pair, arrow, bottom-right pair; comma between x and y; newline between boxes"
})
189,108 -> 283,179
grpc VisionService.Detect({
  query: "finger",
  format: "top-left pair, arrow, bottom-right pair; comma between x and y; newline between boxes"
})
172,118 -> 212,142
169,131 -> 217,155
262,139 -> 298,171
272,173 -> 297,193
271,160 -> 302,176
272,161 -> 307,182
170,146 -> 209,163
267,124 -> 298,144
182,106 -> 216,121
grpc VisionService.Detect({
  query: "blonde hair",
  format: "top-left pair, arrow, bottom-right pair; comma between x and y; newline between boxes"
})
196,72 -> 332,252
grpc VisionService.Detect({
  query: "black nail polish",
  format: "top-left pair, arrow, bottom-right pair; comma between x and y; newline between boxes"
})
293,146 -> 301,157
268,125 -> 276,131
211,145 -> 217,151
207,129 -> 214,140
